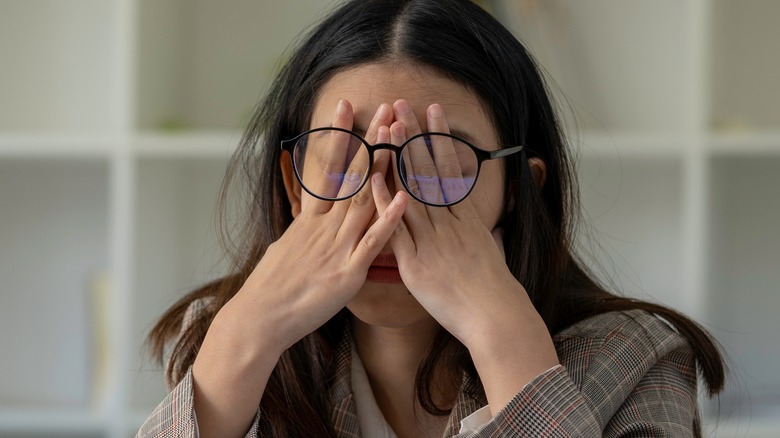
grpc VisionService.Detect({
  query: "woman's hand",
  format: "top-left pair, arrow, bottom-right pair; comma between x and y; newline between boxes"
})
191,100 -> 407,438
373,99 -> 559,413
225,99 -> 406,351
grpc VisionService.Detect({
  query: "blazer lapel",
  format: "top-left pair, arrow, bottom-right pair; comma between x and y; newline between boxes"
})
443,371 -> 487,437
329,324 -> 361,438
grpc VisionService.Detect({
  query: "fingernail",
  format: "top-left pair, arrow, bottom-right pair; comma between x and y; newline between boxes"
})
428,104 -> 443,118
336,99 -> 348,116
376,104 -> 391,120
394,99 -> 411,115
372,172 -> 385,187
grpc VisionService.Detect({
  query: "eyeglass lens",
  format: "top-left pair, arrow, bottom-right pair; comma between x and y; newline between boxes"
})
292,129 -> 479,206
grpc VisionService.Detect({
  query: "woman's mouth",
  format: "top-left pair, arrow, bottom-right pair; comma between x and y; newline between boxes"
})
367,253 -> 402,283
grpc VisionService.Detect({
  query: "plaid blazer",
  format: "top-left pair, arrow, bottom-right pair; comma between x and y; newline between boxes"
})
137,308 -> 699,437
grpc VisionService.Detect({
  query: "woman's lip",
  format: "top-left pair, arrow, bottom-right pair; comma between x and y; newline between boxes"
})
367,266 -> 403,283
370,253 -> 398,268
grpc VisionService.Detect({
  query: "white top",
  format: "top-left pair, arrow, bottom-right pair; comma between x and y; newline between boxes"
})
350,345 -> 491,437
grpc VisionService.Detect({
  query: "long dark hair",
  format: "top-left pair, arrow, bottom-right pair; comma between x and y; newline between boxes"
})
148,0 -> 724,435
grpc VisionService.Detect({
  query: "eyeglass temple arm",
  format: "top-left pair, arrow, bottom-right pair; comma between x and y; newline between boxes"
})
488,145 -> 524,159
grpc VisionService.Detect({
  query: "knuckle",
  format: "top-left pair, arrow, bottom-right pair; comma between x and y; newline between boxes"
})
362,231 -> 379,250
418,163 -> 438,176
351,188 -> 370,207
316,157 -> 340,175
441,162 -> 461,177
344,168 -> 363,184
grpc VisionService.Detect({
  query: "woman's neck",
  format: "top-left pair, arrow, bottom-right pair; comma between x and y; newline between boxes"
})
352,317 -> 453,438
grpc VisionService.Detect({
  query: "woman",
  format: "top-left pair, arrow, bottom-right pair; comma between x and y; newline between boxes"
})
139,0 -> 724,436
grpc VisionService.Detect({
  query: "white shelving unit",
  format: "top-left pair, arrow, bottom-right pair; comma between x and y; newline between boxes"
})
1,1 -> 777,437
499,1 -> 780,437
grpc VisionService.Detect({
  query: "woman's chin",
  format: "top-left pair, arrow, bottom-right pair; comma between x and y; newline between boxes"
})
346,282 -> 433,328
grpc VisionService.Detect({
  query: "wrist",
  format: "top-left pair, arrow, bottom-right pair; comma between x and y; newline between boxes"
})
465,305 -> 559,413
216,292 -> 294,358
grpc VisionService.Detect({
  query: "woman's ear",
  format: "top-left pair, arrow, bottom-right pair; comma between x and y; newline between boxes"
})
528,157 -> 547,188
506,157 -> 547,213
280,153 -> 303,217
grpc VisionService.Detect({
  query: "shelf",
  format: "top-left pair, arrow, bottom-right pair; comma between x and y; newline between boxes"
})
0,134 -> 113,158
0,159 -> 109,409
134,130 -> 241,158
708,130 -> 780,155
704,413 -> 780,438
502,0 -> 691,134
135,0 -> 337,131
0,409 -> 104,436
129,157 -> 233,411
710,0 -> 780,130
576,155 -> 685,309
706,156 -> 780,422
0,0 -> 118,133
574,131 -> 686,159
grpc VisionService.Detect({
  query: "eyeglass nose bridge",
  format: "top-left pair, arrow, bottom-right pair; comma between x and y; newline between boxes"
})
365,142 -> 405,153
362,142 -> 406,174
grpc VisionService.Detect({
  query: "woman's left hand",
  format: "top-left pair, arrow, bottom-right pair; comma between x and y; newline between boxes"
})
372,100 -> 559,412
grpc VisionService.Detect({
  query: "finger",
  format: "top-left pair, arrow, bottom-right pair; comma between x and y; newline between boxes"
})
364,103 -> 393,144
351,182 -> 410,269
372,125 -> 393,190
336,126 -> 391,245
334,138 -> 369,199
427,104 -> 473,205
335,103 -> 393,213
392,99 -> 422,137
299,99 -> 354,214
368,172 -> 416,262
424,104 -> 483,220
371,172 -> 416,253
365,104 -> 394,193
394,100 -> 445,206
390,121 -> 433,231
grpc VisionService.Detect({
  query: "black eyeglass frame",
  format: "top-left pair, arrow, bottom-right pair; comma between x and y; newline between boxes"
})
280,126 -> 526,207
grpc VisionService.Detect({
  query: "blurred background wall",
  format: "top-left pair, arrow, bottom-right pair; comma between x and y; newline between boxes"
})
1,1 -> 778,437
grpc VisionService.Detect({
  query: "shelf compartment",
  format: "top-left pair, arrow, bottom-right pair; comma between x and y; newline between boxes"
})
576,154 -> 685,309
0,0 -> 117,134
710,0 -> 780,131
0,159 -> 109,409
706,156 -> 780,421
501,0 -> 691,135
130,157 -> 234,411
135,0 -> 337,132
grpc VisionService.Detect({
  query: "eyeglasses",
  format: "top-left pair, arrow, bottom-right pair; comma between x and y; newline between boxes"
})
281,127 -> 525,207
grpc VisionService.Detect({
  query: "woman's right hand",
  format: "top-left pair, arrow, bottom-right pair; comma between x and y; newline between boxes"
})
190,100 -> 406,438
226,99 -> 406,350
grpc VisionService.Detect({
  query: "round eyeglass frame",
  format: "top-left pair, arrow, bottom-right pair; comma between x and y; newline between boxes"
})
280,126 -> 526,207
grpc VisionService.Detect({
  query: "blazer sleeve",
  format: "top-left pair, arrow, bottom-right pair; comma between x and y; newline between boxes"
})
135,299 -> 263,438
457,310 -> 700,437
136,366 -> 263,438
